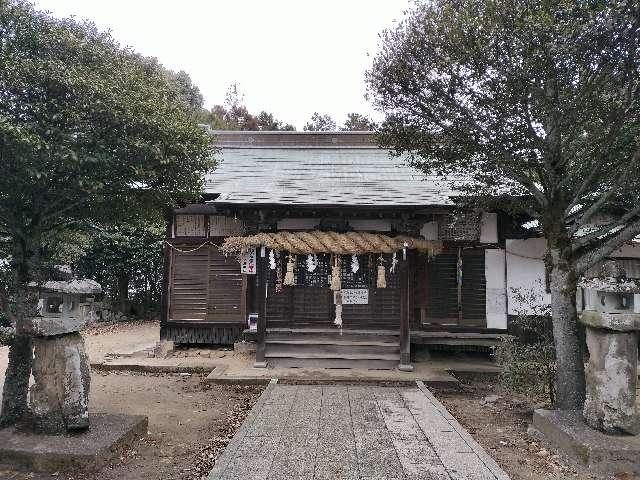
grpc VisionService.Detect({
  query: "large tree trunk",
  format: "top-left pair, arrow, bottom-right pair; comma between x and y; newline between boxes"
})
0,233 -> 40,426
0,334 -> 32,426
548,235 -> 586,410
116,272 -> 130,315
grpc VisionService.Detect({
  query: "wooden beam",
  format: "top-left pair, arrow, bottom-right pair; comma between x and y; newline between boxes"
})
398,249 -> 413,372
254,249 -> 268,368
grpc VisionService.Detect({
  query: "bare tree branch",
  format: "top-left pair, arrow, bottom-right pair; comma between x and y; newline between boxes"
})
563,164 -> 604,216
569,151 -> 640,234
576,218 -> 640,274
572,204 -> 640,251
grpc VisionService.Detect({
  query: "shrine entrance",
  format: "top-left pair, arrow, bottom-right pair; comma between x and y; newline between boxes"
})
221,231 -> 442,370
264,253 -> 401,330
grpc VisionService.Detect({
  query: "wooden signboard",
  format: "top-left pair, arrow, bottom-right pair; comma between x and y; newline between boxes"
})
241,248 -> 257,274
209,216 -> 244,236
175,215 -> 206,237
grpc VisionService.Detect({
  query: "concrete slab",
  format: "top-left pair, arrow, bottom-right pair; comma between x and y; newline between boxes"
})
208,382 -> 510,480
532,408 -> 640,476
91,356 -> 221,374
0,412 -> 148,472
206,362 -> 461,387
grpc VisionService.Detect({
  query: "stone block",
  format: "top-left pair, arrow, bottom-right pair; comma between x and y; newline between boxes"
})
0,413 -> 147,472
581,310 -> 640,331
234,341 -> 256,353
153,339 -> 175,358
583,327 -> 639,434
30,333 -> 91,434
533,409 -> 640,476
21,315 -> 86,337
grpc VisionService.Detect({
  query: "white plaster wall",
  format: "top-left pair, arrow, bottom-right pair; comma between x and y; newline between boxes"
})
506,238 -> 550,315
480,213 -> 498,244
420,221 -> 438,240
485,249 -> 507,329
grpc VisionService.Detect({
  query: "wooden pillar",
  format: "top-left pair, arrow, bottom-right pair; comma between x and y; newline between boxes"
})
398,249 -> 413,372
159,210 -> 174,341
254,250 -> 268,368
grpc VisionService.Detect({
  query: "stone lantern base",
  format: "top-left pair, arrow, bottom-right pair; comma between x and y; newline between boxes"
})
581,311 -> 639,434
30,333 -> 91,434
23,311 -> 92,435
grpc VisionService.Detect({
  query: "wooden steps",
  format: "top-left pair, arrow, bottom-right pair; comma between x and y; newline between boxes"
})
265,329 -> 400,370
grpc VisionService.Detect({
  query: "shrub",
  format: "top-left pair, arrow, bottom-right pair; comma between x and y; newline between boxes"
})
496,287 -> 556,405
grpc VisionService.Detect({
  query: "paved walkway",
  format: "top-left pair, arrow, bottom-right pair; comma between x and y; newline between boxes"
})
208,381 -> 510,480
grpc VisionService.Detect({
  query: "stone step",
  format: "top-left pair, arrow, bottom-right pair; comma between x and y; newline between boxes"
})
266,335 -> 399,347
266,342 -> 399,357
266,329 -> 399,344
266,347 -> 398,361
267,357 -> 398,370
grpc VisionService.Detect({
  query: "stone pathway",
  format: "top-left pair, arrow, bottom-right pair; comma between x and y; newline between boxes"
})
208,381 -> 509,480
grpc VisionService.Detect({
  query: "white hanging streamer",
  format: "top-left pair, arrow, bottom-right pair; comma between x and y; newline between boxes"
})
306,254 -> 317,272
269,249 -> 276,270
351,254 -> 359,273
390,251 -> 398,273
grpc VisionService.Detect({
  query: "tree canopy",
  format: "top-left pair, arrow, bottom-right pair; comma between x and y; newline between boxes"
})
367,0 -> 640,409
74,220 -> 164,315
340,113 -> 378,131
0,0 -> 215,425
202,84 -> 295,131
0,1 -> 215,238
303,112 -> 337,131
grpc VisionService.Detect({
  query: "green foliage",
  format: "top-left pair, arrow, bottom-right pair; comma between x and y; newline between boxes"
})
303,112 -> 336,132
340,113 -> 378,131
74,221 -> 164,315
496,289 -> 556,405
367,0 -> 640,259
201,84 -> 295,131
0,0 -> 215,224
0,0 -> 214,284
367,0 -> 640,409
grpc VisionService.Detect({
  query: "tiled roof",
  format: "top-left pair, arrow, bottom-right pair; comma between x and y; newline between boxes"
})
204,132 -> 458,207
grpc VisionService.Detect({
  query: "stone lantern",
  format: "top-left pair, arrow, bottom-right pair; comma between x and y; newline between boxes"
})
22,278 -> 102,434
579,261 -> 640,434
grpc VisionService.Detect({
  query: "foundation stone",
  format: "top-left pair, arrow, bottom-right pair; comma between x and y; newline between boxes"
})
30,333 -> 91,433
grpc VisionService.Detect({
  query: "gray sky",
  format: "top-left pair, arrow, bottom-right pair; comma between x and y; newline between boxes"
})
34,0 -> 410,129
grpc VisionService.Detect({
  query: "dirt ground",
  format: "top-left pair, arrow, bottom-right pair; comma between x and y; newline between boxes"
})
0,371 -> 263,480
1,321 -> 639,479
81,319 -> 160,361
431,378 -> 638,480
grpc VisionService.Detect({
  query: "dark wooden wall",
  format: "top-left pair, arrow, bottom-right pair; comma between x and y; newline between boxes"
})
414,248 -> 487,328
168,243 -> 245,323
165,242 -> 491,342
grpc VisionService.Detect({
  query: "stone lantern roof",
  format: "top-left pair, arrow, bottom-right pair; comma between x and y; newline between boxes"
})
578,261 -> 640,294
39,279 -> 102,295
